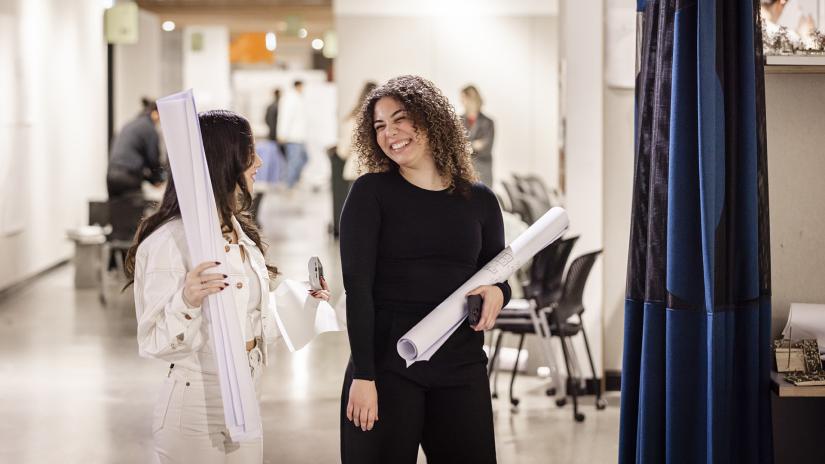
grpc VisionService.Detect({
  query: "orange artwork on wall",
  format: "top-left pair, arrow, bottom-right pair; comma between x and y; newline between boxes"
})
230,33 -> 276,64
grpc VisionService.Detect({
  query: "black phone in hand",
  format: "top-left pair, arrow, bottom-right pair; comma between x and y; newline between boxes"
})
466,294 -> 483,326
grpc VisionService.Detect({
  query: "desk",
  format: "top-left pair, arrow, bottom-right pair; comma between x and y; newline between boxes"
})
771,370 -> 825,464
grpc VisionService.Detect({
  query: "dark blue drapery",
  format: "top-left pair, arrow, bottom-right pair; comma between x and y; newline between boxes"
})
619,0 -> 773,462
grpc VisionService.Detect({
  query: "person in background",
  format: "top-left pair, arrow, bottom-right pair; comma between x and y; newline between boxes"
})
330,81 -> 378,236
339,82 -> 378,184
264,88 -> 281,143
107,97 -> 165,200
460,85 -> 495,187
277,81 -> 309,190
125,110 -> 329,463
339,75 -> 509,463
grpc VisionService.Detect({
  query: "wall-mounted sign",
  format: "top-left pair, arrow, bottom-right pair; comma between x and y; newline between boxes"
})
104,3 -> 138,45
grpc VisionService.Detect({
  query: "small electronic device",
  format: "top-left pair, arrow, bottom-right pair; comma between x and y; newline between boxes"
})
308,256 -> 324,291
466,294 -> 483,326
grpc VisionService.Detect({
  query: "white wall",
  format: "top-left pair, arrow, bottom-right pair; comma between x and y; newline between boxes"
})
0,0 -> 107,291
559,0 -> 605,372
335,5 -> 558,188
764,73 -> 825,336
601,1 -> 636,372
114,9 -> 161,131
183,25 -> 232,110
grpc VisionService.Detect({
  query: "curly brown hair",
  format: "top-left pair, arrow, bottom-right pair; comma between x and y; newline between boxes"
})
352,75 -> 477,194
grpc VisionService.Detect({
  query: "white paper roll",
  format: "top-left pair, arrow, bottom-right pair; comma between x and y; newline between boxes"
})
397,207 -> 569,365
156,90 -> 261,442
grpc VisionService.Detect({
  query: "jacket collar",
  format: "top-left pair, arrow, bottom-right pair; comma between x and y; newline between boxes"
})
230,215 -> 257,248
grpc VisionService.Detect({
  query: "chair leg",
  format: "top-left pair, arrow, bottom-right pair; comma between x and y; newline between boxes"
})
557,332 -> 584,422
489,331 -> 505,399
579,319 -> 607,410
509,334 -> 525,408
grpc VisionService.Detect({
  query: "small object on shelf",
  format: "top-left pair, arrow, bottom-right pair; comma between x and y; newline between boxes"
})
784,371 -> 825,387
773,338 -> 822,373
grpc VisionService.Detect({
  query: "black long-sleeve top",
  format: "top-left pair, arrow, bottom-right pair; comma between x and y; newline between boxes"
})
340,170 -> 511,382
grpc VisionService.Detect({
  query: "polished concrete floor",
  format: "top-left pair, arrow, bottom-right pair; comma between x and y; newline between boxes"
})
0,187 -> 619,463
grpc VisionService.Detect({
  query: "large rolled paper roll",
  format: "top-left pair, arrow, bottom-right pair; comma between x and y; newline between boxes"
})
156,90 -> 261,442
397,207 -> 569,365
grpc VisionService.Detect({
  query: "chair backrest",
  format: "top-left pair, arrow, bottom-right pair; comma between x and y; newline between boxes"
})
555,250 -> 602,322
540,236 -> 579,304
501,180 -> 530,223
524,175 -> 552,208
107,194 -> 146,242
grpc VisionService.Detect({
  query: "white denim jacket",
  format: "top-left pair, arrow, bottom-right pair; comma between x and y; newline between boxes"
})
133,216 -> 280,373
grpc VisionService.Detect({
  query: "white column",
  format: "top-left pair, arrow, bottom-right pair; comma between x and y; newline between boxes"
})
558,0 -> 604,373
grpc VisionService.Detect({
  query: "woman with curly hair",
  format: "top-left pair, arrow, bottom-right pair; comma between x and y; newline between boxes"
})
339,75 -> 510,463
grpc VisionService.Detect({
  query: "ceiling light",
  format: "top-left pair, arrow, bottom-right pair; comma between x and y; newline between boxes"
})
311,38 -> 324,50
266,32 -> 277,51
162,21 -> 176,32
298,28 -> 308,39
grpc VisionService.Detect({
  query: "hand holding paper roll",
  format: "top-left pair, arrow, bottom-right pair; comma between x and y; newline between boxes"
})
397,207 -> 569,365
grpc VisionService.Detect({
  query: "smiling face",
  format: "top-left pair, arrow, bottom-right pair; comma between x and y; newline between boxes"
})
372,97 -> 431,169
243,150 -> 263,194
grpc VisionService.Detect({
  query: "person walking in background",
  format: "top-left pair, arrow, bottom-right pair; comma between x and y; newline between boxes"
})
264,88 -> 281,143
460,85 -> 495,187
107,97 -> 165,200
277,81 -> 309,189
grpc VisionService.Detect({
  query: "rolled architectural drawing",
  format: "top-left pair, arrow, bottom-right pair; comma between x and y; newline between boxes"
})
156,90 -> 261,442
397,207 -> 569,366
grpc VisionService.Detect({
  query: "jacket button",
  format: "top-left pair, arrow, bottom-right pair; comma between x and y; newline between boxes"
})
236,282 -> 243,289
225,245 -> 230,252
186,382 -> 190,386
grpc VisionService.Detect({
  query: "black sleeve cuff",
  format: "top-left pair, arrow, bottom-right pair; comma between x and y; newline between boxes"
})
495,281 -> 512,307
352,370 -> 375,381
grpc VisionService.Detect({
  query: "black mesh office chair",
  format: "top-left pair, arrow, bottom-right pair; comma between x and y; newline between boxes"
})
489,236 -> 579,407
541,250 -> 605,422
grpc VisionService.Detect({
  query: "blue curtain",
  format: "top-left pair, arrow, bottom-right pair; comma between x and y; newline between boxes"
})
618,0 -> 773,462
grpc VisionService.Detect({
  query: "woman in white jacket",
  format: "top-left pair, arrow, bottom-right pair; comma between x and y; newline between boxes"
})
124,110 -> 329,463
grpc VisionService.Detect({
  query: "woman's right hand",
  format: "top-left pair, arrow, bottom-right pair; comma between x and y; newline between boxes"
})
347,379 -> 379,432
182,261 -> 228,308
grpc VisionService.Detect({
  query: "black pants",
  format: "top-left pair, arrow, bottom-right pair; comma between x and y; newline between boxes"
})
340,362 -> 497,464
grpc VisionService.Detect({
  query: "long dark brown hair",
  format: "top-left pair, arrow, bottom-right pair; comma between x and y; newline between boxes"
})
124,110 -> 278,284
352,75 -> 477,195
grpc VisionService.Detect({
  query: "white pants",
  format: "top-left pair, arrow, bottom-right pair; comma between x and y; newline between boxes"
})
153,348 -> 264,464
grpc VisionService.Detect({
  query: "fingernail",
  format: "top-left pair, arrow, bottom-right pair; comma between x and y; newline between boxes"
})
220,287 -> 225,291
215,261 -> 221,265
223,274 -> 227,278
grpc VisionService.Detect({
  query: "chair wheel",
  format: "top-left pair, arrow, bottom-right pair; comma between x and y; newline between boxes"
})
574,412 -> 586,422
545,388 -> 556,396
491,393 -> 498,399
510,398 -> 520,407
596,398 -> 608,410
556,398 -> 567,407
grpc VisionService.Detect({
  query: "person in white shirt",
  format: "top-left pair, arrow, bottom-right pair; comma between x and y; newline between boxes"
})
124,110 -> 329,463
277,80 -> 309,189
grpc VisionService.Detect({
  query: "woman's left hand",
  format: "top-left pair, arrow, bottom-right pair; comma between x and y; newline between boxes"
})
466,285 -> 504,331
308,276 -> 331,302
